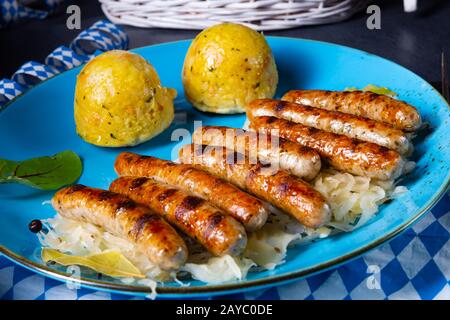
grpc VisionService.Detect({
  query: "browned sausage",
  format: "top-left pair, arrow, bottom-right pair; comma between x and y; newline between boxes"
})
114,152 -> 268,231
247,99 -> 413,155
192,125 -> 321,180
52,184 -> 188,270
249,116 -> 406,180
282,90 -> 422,131
178,144 -> 331,229
110,177 -> 247,257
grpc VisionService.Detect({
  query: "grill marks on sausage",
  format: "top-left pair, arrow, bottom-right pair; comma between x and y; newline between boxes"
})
179,166 -> 195,176
212,178 -> 226,188
377,145 -> 390,156
157,188 -> 178,202
182,196 -> 204,210
306,126 -> 320,135
67,184 -> 86,193
275,101 -> 286,112
266,116 -> 277,124
138,155 -> 150,161
130,214 -> 159,240
174,196 -> 205,221
277,181 -> 290,197
116,200 -> 137,213
130,177 -> 149,190
203,214 -> 224,240
98,191 -> 116,201
300,145 -> 313,154
123,153 -> 134,164
368,93 -> 378,101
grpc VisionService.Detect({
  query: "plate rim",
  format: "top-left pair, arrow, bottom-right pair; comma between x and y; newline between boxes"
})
1,36 -> 449,296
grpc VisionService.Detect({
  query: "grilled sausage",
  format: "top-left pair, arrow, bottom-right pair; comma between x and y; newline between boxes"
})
192,125 -> 321,180
282,90 -> 422,131
52,184 -> 188,270
110,177 -> 247,257
249,116 -> 406,180
114,152 -> 268,231
247,99 -> 413,155
178,144 -> 331,229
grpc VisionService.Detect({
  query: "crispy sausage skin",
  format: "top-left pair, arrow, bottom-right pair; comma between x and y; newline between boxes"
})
192,125 -> 321,180
247,99 -> 413,155
178,144 -> 331,229
110,177 -> 247,257
114,152 -> 268,231
282,90 -> 422,131
249,116 -> 406,180
52,185 -> 188,270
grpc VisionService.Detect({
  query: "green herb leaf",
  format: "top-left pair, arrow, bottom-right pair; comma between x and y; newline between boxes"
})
0,150 -> 82,190
362,84 -> 397,97
345,84 -> 397,97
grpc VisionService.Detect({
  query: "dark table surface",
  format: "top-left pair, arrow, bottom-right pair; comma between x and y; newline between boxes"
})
1,0 -> 449,88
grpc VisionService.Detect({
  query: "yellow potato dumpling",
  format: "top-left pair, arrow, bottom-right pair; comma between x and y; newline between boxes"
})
74,50 -> 176,147
182,23 -> 278,114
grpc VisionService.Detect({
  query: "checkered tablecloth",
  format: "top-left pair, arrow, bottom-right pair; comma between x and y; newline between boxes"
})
1,190 -> 448,300
0,0 -> 63,27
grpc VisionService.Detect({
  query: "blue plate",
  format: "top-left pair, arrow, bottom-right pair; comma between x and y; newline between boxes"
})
1,37 -> 449,298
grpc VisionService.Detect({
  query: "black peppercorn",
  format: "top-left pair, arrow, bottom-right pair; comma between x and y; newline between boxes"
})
28,219 -> 42,233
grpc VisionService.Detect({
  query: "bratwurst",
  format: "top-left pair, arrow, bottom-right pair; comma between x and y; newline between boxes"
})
192,125 -> 321,180
52,184 -> 188,270
114,152 -> 269,231
247,99 -> 413,155
249,116 -> 406,180
178,144 -> 331,229
282,90 -> 422,131
110,177 -> 247,257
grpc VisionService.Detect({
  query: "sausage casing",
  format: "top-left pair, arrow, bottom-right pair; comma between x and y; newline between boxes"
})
110,177 -> 247,257
178,144 -> 331,229
52,184 -> 188,270
192,125 -> 321,180
114,152 -> 268,231
249,116 -> 406,180
247,99 -> 413,155
282,90 -> 422,131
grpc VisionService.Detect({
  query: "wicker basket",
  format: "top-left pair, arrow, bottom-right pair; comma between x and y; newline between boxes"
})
100,0 -> 369,31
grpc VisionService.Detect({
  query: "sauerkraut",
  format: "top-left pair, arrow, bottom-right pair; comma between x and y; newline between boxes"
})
313,168 -> 407,231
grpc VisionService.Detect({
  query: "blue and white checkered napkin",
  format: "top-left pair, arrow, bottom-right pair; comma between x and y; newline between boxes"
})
1,191 -> 448,300
0,0 -> 63,27
0,19 -> 128,108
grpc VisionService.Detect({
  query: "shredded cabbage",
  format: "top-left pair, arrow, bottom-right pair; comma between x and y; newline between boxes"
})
313,168 -> 407,231
182,255 -> 254,284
